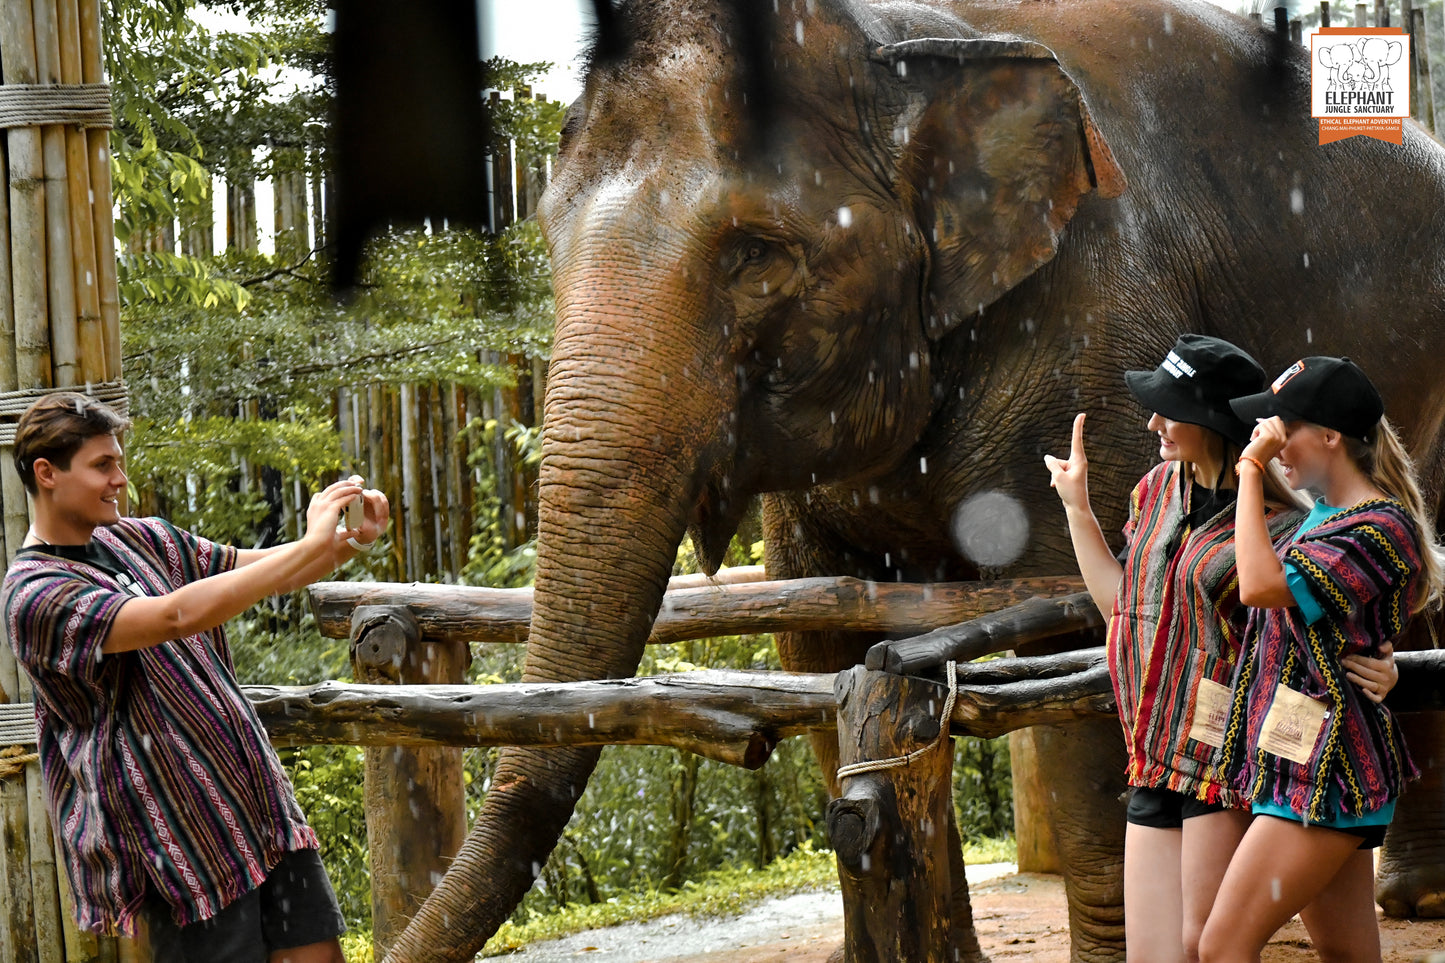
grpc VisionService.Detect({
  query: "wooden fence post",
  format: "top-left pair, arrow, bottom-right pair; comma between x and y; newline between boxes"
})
828,666 -> 955,962
349,605 -> 470,959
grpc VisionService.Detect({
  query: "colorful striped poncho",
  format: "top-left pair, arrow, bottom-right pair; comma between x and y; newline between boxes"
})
3,517 -> 317,936
1220,499 -> 1421,821
1109,462 -> 1302,806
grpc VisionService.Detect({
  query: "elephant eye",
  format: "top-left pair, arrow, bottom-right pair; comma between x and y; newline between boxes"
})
739,240 -> 770,266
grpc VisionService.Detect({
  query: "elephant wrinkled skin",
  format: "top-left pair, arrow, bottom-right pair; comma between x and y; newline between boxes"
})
382,2 -> 1445,961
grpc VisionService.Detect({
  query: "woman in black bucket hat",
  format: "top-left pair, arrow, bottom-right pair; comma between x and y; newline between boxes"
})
1043,335 -> 1397,963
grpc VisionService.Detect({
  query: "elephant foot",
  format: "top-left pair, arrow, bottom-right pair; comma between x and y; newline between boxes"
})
1377,866 -> 1445,919
1376,714 -> 1445,919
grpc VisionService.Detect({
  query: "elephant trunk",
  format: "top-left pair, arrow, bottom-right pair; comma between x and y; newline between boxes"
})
384,260 -> 729,962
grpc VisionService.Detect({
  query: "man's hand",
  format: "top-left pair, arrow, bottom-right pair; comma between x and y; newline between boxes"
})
305,478 -> 365,555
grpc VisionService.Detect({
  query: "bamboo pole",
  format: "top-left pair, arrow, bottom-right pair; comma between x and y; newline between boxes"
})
442,385 -> 466,577
308,575 -> 1089,646
32,0 -> 80,389
77,0 -> 118,379
401,383 -> 423,578
1356,3 -> 1368,28
0,143 -> 17,400
56,0 -> 102,384
1413,8 -> 1438,135
1,0 -> 52,387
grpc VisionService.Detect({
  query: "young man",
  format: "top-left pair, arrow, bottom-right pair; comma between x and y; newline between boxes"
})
3,392 -> 389,963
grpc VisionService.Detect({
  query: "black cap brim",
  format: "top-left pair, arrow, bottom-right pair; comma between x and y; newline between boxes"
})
1125,369 -> 1255,447
1229,391 -> 1306,430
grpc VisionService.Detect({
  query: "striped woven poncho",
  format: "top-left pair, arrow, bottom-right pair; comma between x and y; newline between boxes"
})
1220,499 -> 1421,821
3,517 -> 317,936
1109,462 -> 1301,806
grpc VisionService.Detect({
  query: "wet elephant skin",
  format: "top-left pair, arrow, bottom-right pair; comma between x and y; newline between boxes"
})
381,2 -> 1445,962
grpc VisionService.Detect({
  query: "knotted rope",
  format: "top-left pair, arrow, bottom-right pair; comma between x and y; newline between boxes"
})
836,660 -> 957,780
0,745 -> 38,780
0,83 -> 113,129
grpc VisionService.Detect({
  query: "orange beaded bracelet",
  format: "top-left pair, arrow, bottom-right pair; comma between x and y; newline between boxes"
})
1235,455 -> 1266,477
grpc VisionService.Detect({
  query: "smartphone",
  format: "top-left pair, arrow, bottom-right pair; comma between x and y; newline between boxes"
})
344,475 -> 365,530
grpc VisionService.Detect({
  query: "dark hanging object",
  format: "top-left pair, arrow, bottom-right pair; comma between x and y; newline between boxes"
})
329,0 -> 491,290
734,0 -> 778,153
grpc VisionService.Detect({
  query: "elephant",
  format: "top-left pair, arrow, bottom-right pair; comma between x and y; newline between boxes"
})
382,1 -> 1445,961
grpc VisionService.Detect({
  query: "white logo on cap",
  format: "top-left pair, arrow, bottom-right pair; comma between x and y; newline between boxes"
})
1163,351 -> 1197,380
1272,360 -> 1306,393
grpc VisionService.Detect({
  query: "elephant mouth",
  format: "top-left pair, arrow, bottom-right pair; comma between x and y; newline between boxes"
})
689,464 -> 753,575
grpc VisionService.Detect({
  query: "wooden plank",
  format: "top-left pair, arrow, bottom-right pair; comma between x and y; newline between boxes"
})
307,574 -> 1087,646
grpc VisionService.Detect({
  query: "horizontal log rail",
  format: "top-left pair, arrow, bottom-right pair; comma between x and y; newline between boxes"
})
245,649 -> 1445,767
307,574 -> 1088,646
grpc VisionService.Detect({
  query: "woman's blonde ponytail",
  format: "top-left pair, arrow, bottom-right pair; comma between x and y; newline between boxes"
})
1348,417 -> 1445,615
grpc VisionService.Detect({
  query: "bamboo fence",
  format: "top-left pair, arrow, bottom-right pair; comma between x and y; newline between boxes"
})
0,0 -> 128,956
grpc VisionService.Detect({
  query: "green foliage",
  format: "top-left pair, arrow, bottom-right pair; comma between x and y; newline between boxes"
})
282,745 -> 371,928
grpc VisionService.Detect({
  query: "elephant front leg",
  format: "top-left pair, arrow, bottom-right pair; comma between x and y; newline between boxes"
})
1377,712 -> 1445,918
1030,718 -> 1128,963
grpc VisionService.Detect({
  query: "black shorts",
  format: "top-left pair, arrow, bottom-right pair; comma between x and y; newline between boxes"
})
144,848 -> 346,963
1126,786 -> 1229,829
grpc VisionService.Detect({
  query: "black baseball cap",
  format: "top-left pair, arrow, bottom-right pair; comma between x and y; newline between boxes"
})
1230,356 -> 1384,443
1123,334 -> 1265,447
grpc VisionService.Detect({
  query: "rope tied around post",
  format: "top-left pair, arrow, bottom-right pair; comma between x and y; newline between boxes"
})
0,83 -> 114,129
836,659 -> 957,779
0,745 -> 39,780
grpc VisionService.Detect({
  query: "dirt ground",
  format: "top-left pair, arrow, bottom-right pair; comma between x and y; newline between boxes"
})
661,873 -> 1445,963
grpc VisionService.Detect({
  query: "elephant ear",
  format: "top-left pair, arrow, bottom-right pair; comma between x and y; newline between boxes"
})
876,38 -> 1127,338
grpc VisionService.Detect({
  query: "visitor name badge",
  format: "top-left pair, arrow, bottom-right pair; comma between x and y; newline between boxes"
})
1189,678 -> 1231,749
1258,685 -> 1329,765
1310,27 -> 1410,146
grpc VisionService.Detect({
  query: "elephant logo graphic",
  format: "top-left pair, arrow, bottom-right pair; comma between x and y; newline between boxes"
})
1318,37 -> 1403,95
1311,28 -> 1410,142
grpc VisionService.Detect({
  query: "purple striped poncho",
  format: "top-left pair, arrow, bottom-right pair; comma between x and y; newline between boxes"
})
3,517 -> 317,936
1220,499 -> 1421,821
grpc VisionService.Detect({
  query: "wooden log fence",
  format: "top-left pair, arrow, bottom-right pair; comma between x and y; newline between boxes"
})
307,573 -> 1089,646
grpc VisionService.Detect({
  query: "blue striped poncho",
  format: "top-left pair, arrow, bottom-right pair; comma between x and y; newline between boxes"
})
3,517 -> 317,936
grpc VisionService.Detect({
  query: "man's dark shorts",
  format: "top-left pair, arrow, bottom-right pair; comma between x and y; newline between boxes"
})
1125,786 -> 1229,829
144,848 -> 345,963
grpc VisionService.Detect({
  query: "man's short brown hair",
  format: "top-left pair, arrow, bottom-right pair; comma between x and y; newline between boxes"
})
14,392 -> 131,494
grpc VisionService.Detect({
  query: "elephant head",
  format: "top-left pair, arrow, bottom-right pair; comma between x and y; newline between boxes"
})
384,2 -> 1124,959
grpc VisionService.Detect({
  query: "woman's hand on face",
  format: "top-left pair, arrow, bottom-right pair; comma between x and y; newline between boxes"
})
1043,413 -> 1091,511
1344,641 -> 1398,704
1242,416 -> 1289,466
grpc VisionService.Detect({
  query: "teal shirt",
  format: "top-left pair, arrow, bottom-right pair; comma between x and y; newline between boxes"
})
1284,500 -> 1339,625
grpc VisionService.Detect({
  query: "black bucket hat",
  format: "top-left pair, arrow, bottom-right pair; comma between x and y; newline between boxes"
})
1230,356 -> 1384,444
1123,334 -> 1264,447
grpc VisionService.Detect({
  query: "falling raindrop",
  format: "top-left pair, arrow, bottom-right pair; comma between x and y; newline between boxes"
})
1290,188 -> 1304,214
837,206 -> 853,228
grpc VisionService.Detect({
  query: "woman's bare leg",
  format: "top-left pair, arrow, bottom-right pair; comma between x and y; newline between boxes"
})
1181,808 -> 1253,963
1298,849 -> 1382,963
1198,815 -> 1364,963
1126,822 -> 1186,963
270,940 -> 344,963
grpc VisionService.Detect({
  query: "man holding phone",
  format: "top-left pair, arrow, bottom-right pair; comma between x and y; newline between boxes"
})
3,392 -> 389,963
